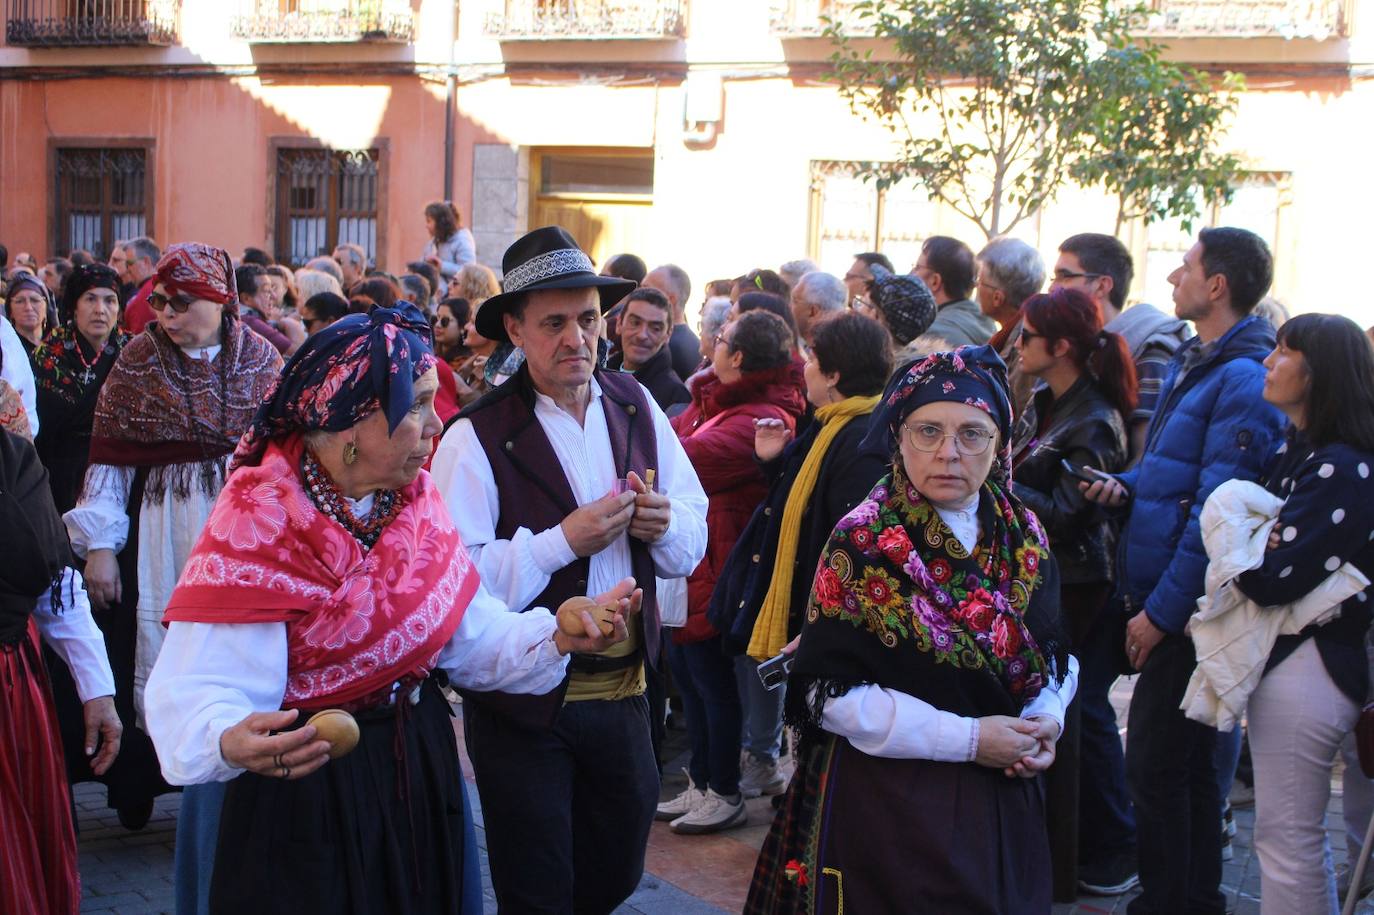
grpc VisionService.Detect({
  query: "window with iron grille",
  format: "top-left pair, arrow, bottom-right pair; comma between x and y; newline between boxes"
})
274,147 -> 380,268
53,146 -> 151,260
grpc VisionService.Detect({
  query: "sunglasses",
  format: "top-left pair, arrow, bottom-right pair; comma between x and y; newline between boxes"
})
147,290 -> 196,314
437,316 -> 454,328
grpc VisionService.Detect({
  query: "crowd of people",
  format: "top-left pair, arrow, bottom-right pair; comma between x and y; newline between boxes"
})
2,210 -> 1373,915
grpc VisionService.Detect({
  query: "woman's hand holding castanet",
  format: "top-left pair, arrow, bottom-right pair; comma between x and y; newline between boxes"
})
974,715 -> 1041,769
553,578 -> 642,656
219,709 -> 332,780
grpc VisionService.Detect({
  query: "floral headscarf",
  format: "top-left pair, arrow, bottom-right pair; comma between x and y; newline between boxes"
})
231,304 -> 437,470
868,344 -> 1014,485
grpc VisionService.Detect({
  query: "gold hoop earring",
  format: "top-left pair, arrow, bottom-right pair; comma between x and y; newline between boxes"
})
343,442 -> 359,466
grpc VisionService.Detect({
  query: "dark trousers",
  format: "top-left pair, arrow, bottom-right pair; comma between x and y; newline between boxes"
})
1125,634 -> 1226,915
664,635 -> 742,796
463,694 -> 660,915
1077,601 -> 1137,864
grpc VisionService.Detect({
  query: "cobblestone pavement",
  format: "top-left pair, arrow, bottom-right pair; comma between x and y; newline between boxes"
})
76,678 -> 1374,914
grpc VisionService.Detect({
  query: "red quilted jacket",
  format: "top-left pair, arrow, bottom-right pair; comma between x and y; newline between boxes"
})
670,362 -> 806,643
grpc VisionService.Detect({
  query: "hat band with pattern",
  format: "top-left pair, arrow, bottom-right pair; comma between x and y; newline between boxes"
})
502,247 -> 596,294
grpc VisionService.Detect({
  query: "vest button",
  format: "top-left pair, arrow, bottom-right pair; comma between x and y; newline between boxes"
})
577,579 -> 587,591
627,405 -> 637,415
503,441 -> 514,451
739,600 -> 746,609
763,507 -> 772,515
752,554 -> 760,563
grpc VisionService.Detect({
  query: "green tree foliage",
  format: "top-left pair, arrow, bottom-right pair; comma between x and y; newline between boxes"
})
1073,43 -> 1244,233
824,0 -> 1242,238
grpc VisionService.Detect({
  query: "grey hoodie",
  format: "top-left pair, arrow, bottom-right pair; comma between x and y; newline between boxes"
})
1105,302 -> 1193,362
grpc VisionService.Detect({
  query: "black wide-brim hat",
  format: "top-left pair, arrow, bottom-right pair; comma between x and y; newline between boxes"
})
475,226 -> 637,343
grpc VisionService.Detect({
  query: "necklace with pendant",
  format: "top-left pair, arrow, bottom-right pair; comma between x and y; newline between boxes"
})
73,335 -> 102,385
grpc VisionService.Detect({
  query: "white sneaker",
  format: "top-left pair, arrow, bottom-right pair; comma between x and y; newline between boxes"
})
740,756 -> 786,798
670,788 -> 746,834
655,771 -> 706,822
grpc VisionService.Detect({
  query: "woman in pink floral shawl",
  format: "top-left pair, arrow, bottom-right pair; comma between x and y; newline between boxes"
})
145,304 -> 642,915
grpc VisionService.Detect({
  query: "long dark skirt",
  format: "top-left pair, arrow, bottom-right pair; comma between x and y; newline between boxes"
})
44,468 -> 171,813
210,681 -> 480,915
748,733 -> 1052,914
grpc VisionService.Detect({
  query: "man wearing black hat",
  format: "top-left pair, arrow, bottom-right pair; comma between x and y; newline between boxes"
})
431,226 -> 708,913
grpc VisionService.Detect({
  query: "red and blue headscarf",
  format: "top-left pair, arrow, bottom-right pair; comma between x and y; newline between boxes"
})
231,303 -> 437,470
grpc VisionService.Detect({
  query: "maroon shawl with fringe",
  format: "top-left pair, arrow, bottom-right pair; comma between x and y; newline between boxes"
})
88,323 -> 281,501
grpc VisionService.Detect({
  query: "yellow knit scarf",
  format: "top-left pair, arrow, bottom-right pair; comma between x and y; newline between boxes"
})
747,393 -> 882,660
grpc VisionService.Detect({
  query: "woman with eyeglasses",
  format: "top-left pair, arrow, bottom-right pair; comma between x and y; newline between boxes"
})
748,345 -> 1077,914
1011,287 -> 1135,644
1007,287 -> 1135,895
62,243 -> 283,833
433,297 -> 470,370
5,271 -> 55,355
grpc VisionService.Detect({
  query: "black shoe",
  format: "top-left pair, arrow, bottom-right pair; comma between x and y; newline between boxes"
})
1078,850 -> 1140,896
116,797 -> 155,831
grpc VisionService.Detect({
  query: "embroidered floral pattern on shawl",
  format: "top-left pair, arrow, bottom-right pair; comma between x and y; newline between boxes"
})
163,435 -> 474,709
33,325 -> 129,407
809,464 -> 1051,705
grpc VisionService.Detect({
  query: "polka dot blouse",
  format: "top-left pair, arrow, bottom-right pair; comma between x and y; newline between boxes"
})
1235,430 -> 1374,702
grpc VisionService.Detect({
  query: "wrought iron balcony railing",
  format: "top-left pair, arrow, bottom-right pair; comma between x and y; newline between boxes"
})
485,0 -> 686,40
231,0 -> 413,43
770,0 -> 1347,40
1133,0 -> 1348,39
769,0 -> 870,36
6,0 -> 179,47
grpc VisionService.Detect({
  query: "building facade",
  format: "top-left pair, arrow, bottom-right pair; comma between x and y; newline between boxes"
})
1,0 -> 1368,323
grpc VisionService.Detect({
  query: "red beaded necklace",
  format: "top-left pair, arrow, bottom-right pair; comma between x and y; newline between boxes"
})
301,448 -> 403,550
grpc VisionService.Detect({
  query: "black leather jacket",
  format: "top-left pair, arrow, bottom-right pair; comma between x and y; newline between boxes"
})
1011,377 -> 1128,585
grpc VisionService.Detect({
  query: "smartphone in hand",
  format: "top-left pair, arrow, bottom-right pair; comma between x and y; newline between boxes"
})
757,652 -> 795,692
1060,458 -> 1108,485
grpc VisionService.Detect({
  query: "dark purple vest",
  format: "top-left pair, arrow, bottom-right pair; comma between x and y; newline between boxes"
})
461,366 -> 661,727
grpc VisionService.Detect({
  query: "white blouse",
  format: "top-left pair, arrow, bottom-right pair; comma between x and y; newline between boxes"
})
33,568 -> 116,703
818,655 -> 1079,762
431,376 -> 708,613
145,576 -> 569,786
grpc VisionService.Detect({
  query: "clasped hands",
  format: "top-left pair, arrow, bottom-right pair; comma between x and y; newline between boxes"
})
975,714 -> 1061,778
561,470 -> 670,556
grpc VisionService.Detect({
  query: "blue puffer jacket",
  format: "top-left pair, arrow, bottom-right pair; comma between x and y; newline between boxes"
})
1116,315 -> 1287,634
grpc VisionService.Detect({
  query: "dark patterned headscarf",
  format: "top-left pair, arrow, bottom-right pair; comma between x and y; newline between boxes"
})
155,243 -> 238,314
867,344 -> 1014,483
231,304 -> 437,470
5,272 -> 57,331
868,264 -> 937,346
59,263 -> 122,325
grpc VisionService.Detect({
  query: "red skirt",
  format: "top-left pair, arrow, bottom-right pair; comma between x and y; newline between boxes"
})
0,618 -> 80,915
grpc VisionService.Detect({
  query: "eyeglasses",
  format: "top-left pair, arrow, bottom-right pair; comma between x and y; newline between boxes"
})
147,291 -> 196,314
1052,269 -> 1102,282
902,422 -> 997,455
